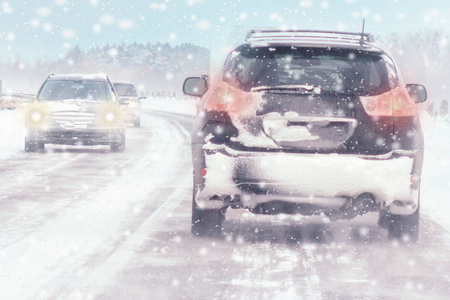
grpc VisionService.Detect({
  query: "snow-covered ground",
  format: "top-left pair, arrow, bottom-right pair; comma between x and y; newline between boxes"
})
421,117 -> 450,232
141,96 -> 197,116
0,109 -> 25,159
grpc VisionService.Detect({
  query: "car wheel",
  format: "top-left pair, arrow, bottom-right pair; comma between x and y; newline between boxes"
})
134,119 -> 140,127
24,138 -> 39,152
110,134 -> 126,152
191,184 -> 225,238
381,200 -> 420,244
387,207 -> 420,243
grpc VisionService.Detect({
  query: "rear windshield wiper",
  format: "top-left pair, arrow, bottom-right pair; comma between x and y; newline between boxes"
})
251,85 -> 322,93
319,90 -> 356,97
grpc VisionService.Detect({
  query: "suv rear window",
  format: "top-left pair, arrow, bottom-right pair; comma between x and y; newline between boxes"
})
222,45 -> 399,96
37,80 -> 116,101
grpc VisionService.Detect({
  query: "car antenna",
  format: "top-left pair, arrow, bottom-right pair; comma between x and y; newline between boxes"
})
359,19 -> 366,46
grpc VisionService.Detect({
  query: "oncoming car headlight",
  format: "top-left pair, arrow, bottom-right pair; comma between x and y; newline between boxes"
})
96,104 -> 124,127
104,111 -> 116,123
30,111 -> 43,123
25,107 -> 49,126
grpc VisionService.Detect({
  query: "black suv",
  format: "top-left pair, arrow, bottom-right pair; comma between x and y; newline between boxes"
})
25,73 -> 126,152
183,30 -> 427,242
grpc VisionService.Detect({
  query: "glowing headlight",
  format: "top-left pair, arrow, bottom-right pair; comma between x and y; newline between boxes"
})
104,112 -> 116,122
128,102 -> 138,108
30,111 -> 43,123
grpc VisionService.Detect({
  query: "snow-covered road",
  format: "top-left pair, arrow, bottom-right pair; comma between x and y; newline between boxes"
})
0,105 -> 449,299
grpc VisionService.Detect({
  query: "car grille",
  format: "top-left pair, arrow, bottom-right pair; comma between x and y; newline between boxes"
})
43,130 -> 107,140
52,112 -> 95,129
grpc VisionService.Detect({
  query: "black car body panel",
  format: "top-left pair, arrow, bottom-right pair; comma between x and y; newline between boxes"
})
185,30 -> 426,240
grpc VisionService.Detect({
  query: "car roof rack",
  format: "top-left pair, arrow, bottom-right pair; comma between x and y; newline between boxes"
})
245,29 -> 375,46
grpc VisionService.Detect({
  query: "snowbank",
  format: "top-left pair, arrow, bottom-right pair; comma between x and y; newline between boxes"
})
0,109 -> 25,158
141,96 -> 197,116
421,117 -> 450,230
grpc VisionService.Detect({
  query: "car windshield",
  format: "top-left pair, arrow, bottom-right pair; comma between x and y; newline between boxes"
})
37,80 -> 115,101
222,45 -> 399,96
114,83 -> 138,97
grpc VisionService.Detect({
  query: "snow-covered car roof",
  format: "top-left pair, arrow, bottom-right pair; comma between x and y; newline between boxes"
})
47,73 -> 109,81
244,30 -> 387,53
113,82 -> 135,85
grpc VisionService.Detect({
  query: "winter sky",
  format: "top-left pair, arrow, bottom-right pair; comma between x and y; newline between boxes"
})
1,0 -> 449,63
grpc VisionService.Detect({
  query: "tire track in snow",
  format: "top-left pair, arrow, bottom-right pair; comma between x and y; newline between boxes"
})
0,134 -> 153,249
0,152 -> 89,194
60,116 -> 192,299
68,174 -> 191,299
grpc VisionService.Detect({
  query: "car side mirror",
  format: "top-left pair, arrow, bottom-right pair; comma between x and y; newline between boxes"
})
406,84 -> 427,103
183,77 -> 208,97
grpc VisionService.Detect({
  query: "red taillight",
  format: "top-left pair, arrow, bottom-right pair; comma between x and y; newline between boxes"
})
202,81 -> 229,111
360,87 -> 416,117
201,168 -> 207,177
202,81 -> 262,114
411,175 -> 420,185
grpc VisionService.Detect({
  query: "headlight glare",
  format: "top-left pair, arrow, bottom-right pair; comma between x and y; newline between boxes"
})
104,112 -> 116,122
30,111 -> 43,123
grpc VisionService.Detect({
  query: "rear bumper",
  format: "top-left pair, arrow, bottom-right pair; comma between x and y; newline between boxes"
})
196,143 -> 419,215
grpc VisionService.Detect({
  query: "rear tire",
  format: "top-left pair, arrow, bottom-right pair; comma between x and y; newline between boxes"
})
110,134 -> 126,152
387,207 -> 420,243
191,184 -> 225,238
24,139 -> 39,153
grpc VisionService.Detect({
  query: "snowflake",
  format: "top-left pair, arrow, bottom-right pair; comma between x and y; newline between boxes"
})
118,19 -> 134,30
61,29 -> 76,39
36,6 -> 52,17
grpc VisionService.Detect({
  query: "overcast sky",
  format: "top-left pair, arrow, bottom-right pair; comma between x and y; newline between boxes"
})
1,0 -> 449,63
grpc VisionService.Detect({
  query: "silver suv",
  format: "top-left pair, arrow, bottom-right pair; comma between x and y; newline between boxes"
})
25,73 -> 126,152
183,30 -> 427,242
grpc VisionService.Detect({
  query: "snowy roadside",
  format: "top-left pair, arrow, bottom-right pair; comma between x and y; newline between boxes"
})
0,109 -> 25,159
421,118 -> 450,232
140,96 -> 197,116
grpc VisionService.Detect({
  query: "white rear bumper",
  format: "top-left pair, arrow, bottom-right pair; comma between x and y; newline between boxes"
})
197,144 -> 419,215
